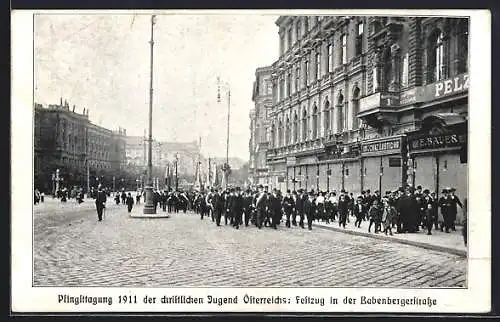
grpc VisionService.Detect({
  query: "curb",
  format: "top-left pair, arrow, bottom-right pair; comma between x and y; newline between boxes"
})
314,223 -> 467,258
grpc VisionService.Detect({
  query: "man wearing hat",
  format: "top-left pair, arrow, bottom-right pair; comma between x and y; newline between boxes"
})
282,190 -> 294,228
438,189 -> 449,231
443,188 -> 462,233
231,187 -> 244,229
255,184 -> 268,229
304,190 -> 316,230
295,189 -> 306,228
338,189 -> 350,228
243,188 -> 253,227
421,189 -> 435,235
95,184 -> 107,221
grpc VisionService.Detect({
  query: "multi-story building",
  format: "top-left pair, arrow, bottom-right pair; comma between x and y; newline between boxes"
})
34,100 -> 127,192
265,15 -> 468,202
249,66 -> 273,185
125,136 -> 202,181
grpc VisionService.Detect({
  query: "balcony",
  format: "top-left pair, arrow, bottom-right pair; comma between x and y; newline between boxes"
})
357,91 -> 399,128
333,65 -> 348,83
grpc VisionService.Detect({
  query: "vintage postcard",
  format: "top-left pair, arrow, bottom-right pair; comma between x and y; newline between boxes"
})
11,9 -> 490,313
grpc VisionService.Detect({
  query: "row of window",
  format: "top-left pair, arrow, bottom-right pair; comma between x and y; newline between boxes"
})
279,17 -> 363,57
268,96 -> 362,148
276,24 -> 364,101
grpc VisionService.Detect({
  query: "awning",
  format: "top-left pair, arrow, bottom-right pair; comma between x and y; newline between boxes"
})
421,113 -> 467,130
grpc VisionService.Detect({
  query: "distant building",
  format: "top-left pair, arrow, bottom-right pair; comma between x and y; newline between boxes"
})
249,66 -> 273,186
34,99 -> 127,192
124,136 -> 201,179
262,15 -> 468,200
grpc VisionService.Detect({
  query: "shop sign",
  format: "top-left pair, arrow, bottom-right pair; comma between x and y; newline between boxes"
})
419,73 -> 469,102
409,133 -> 466,151
361,139 -> 401,154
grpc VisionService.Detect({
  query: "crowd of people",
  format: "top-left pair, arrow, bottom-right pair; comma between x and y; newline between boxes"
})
189,184 -> 467,242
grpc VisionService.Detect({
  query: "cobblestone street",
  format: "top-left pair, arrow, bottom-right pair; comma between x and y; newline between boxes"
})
34,203 -> 467,288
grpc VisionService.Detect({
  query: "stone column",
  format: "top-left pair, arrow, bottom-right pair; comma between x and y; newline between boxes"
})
373,47 -> 383,92
389,44 -> 401,92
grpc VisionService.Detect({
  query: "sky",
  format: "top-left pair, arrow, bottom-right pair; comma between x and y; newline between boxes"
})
34,13 -> 279,161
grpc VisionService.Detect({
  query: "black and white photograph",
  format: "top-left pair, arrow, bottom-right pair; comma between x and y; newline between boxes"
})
11,9 -> 490,313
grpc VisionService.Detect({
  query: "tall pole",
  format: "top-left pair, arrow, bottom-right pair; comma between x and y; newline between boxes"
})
143,15 -> 156,214
379,155 -> 383,201
226,89 -> 230,167
86,161 -> 90,196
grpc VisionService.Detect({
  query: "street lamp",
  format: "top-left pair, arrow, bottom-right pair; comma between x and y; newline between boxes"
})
174,153 -> 180,191
143,14 -> 157,215
217,76 -> 231,190
379,155 -> 383,201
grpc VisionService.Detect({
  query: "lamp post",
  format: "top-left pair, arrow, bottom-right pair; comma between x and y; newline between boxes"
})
379,155 -> 383,201
143,14 -> 157,215
175,153 -> 179,191
217,76 -> 231,190
54,169 -> 61,197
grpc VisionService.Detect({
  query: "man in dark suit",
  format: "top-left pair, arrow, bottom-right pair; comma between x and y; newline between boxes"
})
95,184 -> 107,221
231,187 -> 244,229
282,190 -> 294,228
304,191 -> 316,230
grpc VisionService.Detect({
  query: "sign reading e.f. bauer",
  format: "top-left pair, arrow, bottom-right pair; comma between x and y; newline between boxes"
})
410,133 -> 466,151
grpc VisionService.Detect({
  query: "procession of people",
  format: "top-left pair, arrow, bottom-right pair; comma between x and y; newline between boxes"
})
189,183 -> 466,240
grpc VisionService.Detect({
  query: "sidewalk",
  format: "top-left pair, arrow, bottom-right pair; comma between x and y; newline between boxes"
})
313,218 -> 467,257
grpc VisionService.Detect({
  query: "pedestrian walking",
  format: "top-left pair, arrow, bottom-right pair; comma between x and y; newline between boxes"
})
338,190 -> 350,228
95,184 -> 107,221
353,196 -> 365,228
126,192 -> 134,213
304,191 -> 316,230
368,199 -> 382,233
381,198 -> 396,236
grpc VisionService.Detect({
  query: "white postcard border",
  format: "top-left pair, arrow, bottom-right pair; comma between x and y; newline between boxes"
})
11,9 -> 491,313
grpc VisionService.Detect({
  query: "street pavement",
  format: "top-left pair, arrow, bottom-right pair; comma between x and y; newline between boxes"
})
33,204 -> 467,288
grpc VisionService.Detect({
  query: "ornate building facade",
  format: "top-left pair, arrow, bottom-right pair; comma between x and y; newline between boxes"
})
34,100 -> 127,192
265,15 -> 468,200
249,66 -> 273,185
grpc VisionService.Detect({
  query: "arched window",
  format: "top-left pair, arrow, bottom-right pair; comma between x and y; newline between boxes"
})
293,112 -> 298,143
324,99 -> 330,135
312,104 -> 318,139
286,117 -> 291,145
457,20 -> 469,74
427,29 -> 446,83
278,120 -> 284,147
302,109 -> 308,141
352,87 -> 361,130
337,93 -> 344,132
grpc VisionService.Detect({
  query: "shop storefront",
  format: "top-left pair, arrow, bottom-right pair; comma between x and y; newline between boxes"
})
407,116 -> 467,203
360,135 -> 406,194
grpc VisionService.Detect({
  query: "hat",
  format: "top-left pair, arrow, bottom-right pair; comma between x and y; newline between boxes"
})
236,186 -> 241,191
450,187 -> 456,192
442,189 -> 448,193
257,184 -> 263,188
398,187 -> 405,192
417,185 -> 422,190
409,187 -> 416,193
340,189 -> 346,193
385,190 -> 391,195
366,189 -> 371,193
423,189 -> 430,194
361,190 -> 366,194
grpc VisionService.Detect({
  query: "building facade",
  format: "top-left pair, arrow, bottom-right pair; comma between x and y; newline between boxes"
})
34,100 -> 127,192
125,136 -> 202,184
249,66 -> 273,185
264,16 -> 468,204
